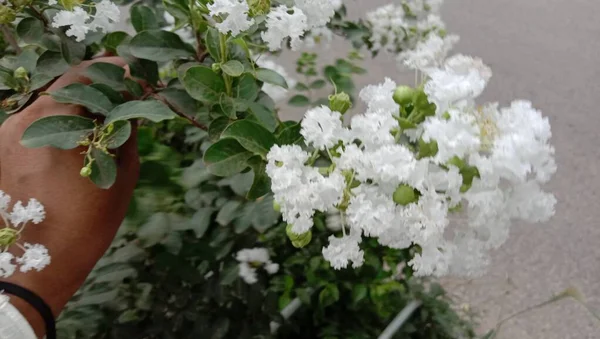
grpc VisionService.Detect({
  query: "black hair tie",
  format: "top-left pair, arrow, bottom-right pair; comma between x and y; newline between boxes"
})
0,281 -> 56,339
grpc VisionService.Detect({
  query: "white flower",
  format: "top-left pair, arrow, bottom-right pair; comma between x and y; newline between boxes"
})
89,0 -> 120,33
236,248 -> 270,263
264,262 -> 280,274
506,181 -> 556,223
298,26 -> 334,49
364,145 -> 417,186
0,253 -> 16,278
409,240 -> 454,277
208,0 -> 255,36
359,78 -> 398,115
322,231 -> 364,269
48,0 -> 57,4
300,106 -> 348,150
0,191 -> 10,212
17,243 -> 51,273
294,0 -> 336,29
397,34 -> 459,71
236,248 -> 279,283
52,7 -> 91,42
350,113 -> 397,150
262,6 -> 308,51
422,108 -> 481,163
10,199 -> 45,226
238,262 -> 258,284
255,57 -> 297,102
346,185 -> 396,237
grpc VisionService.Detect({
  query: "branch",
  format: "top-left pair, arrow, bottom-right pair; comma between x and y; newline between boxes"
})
151,93 -> 208,131
1,25 -> 21,54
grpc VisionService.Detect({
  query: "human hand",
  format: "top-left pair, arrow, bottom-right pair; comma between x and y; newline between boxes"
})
0,57 -> 140,336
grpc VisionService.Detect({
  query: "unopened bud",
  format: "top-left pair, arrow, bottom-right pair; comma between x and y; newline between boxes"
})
78,139 -> 90,147
59,0 -> 84,10
80,166 -> 92,177
0,228 -> 18,246
273,200 -> 281,212
0,6 -> 16,24
247,0 -> 270,16
105,123 -> 114,134
9,0 -> 32,8
13,67 -> 28,80
286,224 -> 312,248
211,63 -> 221,72
393,184 -> 419,206
393,86 -> 415,106
328,92 -> 352,114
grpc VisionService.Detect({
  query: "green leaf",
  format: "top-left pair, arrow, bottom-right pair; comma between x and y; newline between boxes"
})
129,59 -> 159,86
129,30 -> 194,62
189,207 -> 213,238
352,284 -> 367,305
21,115 -> 94,149
90,148 -> 117,189
29,73 -> 54,91
105,121 -> 132,149
295,82 -> 309,91
319,284 -> 340,308
101,31 -> 129,54
130,5 -> 159,32
36,51 -> 69,78
234,74 -> 259,101
16,17 -> 44,44
288,94 -> 310,107
204,139 -> 253,177
183,66 -> 226,102
310,79 -> 326,89
59,31 -> 85,65
204,27 -> 221,60
276,122 -> 302,145
90,83 -> 124,104
247,156 -> 270,200
248,102 -> 276,132
221,120 -> 276,156
85,62 -> 126,91
124,78 -> 144,97
48,83 -> 114,115
216,201 -> 241,226
105,100 -> 177,124
157,88 -> 197,116
219,94 -> 237,119
137,213 -> 170,247
221,60 -> 244,77
256,68 -> 288,89
209,116 -> 230,141
220,264 -> 239,286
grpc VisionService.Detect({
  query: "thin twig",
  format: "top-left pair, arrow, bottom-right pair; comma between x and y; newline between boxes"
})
28,5 -> 49,26
1,25 -> 21,54
151,93 -> 208,131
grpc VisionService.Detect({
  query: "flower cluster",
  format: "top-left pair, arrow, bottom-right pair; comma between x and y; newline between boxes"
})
236,248 -> 279,284
208,0 -> 341,51
51,0 -> 120,42
366,0 -> 446,53
0,191 -> 51,278
267,45 -> 556,277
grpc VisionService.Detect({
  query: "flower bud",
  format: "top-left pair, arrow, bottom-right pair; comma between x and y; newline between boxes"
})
328,92 -> 352,114
0,6 -> 16,24
273,200 -> 281,212
59,0 -> 84,10
392,86 -> 415,106
105,123 -> 114,134
0,228 -> 18,247
286,224 -> 312,248
13,67 -> 28,80
211,63 -> 221,72
9,0 -> 32,8
393,184 -> 418,206
80,166 -> 92,177
247,0 -> 270,16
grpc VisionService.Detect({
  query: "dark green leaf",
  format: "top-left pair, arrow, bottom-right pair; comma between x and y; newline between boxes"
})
319,284 -> 340,308
248,102 -> 276,132
234,74 -> 259,101
295,82 -> 309,91
29,73 -> 54,91
352,284 -> 367,305
130,5 -> 159,32
130,30 -> 194,62
124,78 -> 144,97
221,60 -> 244,77
16,17 -> 44,44
101,31 -> 129,54
90,148 -> 117,189
189,207 -> 213,238
220,265 -> 239,286
157,88 -> 197,116
90,83 -> 124,104
219,93 -> 236,119
105,121 -> 132,149
310,79 -> 326,89
276,122 -> 302,145
209,116 -> 230,140
203,139 -> 252,177
105,100 -> 177,124
183,66 -> 226,102
247,156 -> 270,200
137,213 -> 170,247
221,120 -> 276,156
256,68 -> 288,89
48,83 -> 114,115
36,51 -> 69,78
288,94 -> 310,107
59,31 -> 85,65
85,62 -> 126,91
16,49 -> 38,72
204,27 -> 221,60
129,59 -> 159,85
21,115 -> 94,149
216,201 -> 241,225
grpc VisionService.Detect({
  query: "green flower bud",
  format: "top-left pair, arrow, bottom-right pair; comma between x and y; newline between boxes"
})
0,6 -> 16,24
393,184 -> 419,206
211,63 -> 221,72
392,86 -> 415,106
9,0 -> 32,8
273,200 -> 281,212
59,0 -> 84,10
247,0 -> 270,16
78,139 -> 91,147
328,92 -> 352,114
0,228 -> 18,247
286,224 -> 312,248
105,123 -> 114,134
13,67 -> 28,80
80,166 -> 92,177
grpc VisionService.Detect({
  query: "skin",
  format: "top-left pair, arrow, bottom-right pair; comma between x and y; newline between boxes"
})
0,57 -> 140,337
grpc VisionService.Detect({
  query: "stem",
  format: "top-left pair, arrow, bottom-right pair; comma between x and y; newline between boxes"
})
1,25 -> 21,54
152,93 -> 208,130
28,5 -> 49,26
219,33 -> 232,96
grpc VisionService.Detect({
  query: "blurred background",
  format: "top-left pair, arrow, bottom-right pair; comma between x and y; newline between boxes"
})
278,0 -> 600,338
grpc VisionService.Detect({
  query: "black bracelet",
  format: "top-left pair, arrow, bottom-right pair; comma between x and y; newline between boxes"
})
0,281 -> 56,339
